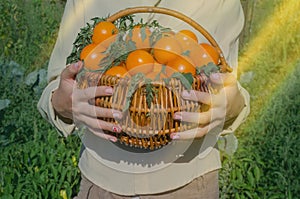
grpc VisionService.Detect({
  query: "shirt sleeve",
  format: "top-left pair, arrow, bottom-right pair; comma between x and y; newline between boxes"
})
220,83 -> 251,136
37,78 -> 76,137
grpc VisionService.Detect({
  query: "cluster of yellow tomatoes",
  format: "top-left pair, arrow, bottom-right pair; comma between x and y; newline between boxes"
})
80,20 -> 220,80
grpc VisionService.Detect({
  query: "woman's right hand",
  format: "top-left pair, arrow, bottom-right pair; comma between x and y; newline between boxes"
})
51,61 -> 122,142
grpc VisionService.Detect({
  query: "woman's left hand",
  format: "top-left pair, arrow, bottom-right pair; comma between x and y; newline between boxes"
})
170,72 -> 245,140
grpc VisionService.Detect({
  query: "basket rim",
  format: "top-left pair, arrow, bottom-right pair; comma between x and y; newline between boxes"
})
106,6 -> 232,73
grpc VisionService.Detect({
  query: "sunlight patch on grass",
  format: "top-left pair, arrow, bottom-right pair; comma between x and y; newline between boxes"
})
239,0 -> 300,73
236,0 -> 300,134
220,1 -> 300,194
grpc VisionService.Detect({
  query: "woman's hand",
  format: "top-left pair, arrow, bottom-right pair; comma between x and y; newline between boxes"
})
170,73 -> 245,140
51,61 -> 122,142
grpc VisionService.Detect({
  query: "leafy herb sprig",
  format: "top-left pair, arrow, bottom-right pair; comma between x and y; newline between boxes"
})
145,78 -> 156,109
196,62 -> 220,77
123,73 -> 146,112
66,17 -> 106,65
170,72 -> 194,91
123,74 -> 158,114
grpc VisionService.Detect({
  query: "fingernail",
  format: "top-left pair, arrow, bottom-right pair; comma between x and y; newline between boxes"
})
113,111 -> 122,119
109,137 -> 117,142
105,87 -> 113,95
182,90 -> 191,98
173,113 -> 182,120
74,62 -> 79,69
171,133 -> 180,140
211,73 -> 220,80
112,125 -> 122,133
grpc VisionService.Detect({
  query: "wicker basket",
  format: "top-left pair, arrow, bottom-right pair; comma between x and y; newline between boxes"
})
77,7 -> 232,150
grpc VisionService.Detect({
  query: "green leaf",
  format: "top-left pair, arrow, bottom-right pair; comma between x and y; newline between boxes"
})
171,72 -> 193,90
0,99 -> 10,110
127,40 -> 137,51
123,73 -> 145,112
116,15 -> 135,31
91,17 -> 106,25
244,191 -> 254,199
161,64 -> 167,74
236,168 -> 243,183
247,170 -> 255,187
253,165 -> 261,183
196,62 -> 220,76
181,50 -> 191,57
145,79 -> 154,109
235,192 -> 241,199
127,28 -> 133,39
140,26 -> 147,42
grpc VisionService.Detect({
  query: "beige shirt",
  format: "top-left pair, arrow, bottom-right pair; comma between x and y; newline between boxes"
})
38,0 -> 250,195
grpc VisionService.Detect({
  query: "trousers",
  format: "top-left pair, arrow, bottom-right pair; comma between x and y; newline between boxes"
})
73,170 -> 219,199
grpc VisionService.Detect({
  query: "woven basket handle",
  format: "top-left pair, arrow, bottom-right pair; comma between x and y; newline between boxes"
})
106,6 -> 232,72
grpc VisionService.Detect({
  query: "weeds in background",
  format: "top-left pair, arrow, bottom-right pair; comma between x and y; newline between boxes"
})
220,0 -> 300,198
0,0 -> 64,72
0,0 -> 81,198
0,60 -> 81,198
220,64 -> 300,198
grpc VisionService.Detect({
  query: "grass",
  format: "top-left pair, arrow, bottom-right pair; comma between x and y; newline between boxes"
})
0,0 -> 81,198
0,0 -> 299,198
0,0 -> 65,72
220,64 -> 300,198
219,0 -> 300,198
0,59 -> 81,198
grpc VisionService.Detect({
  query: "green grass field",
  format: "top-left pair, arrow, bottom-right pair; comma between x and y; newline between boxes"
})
0,0 -> 299,198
